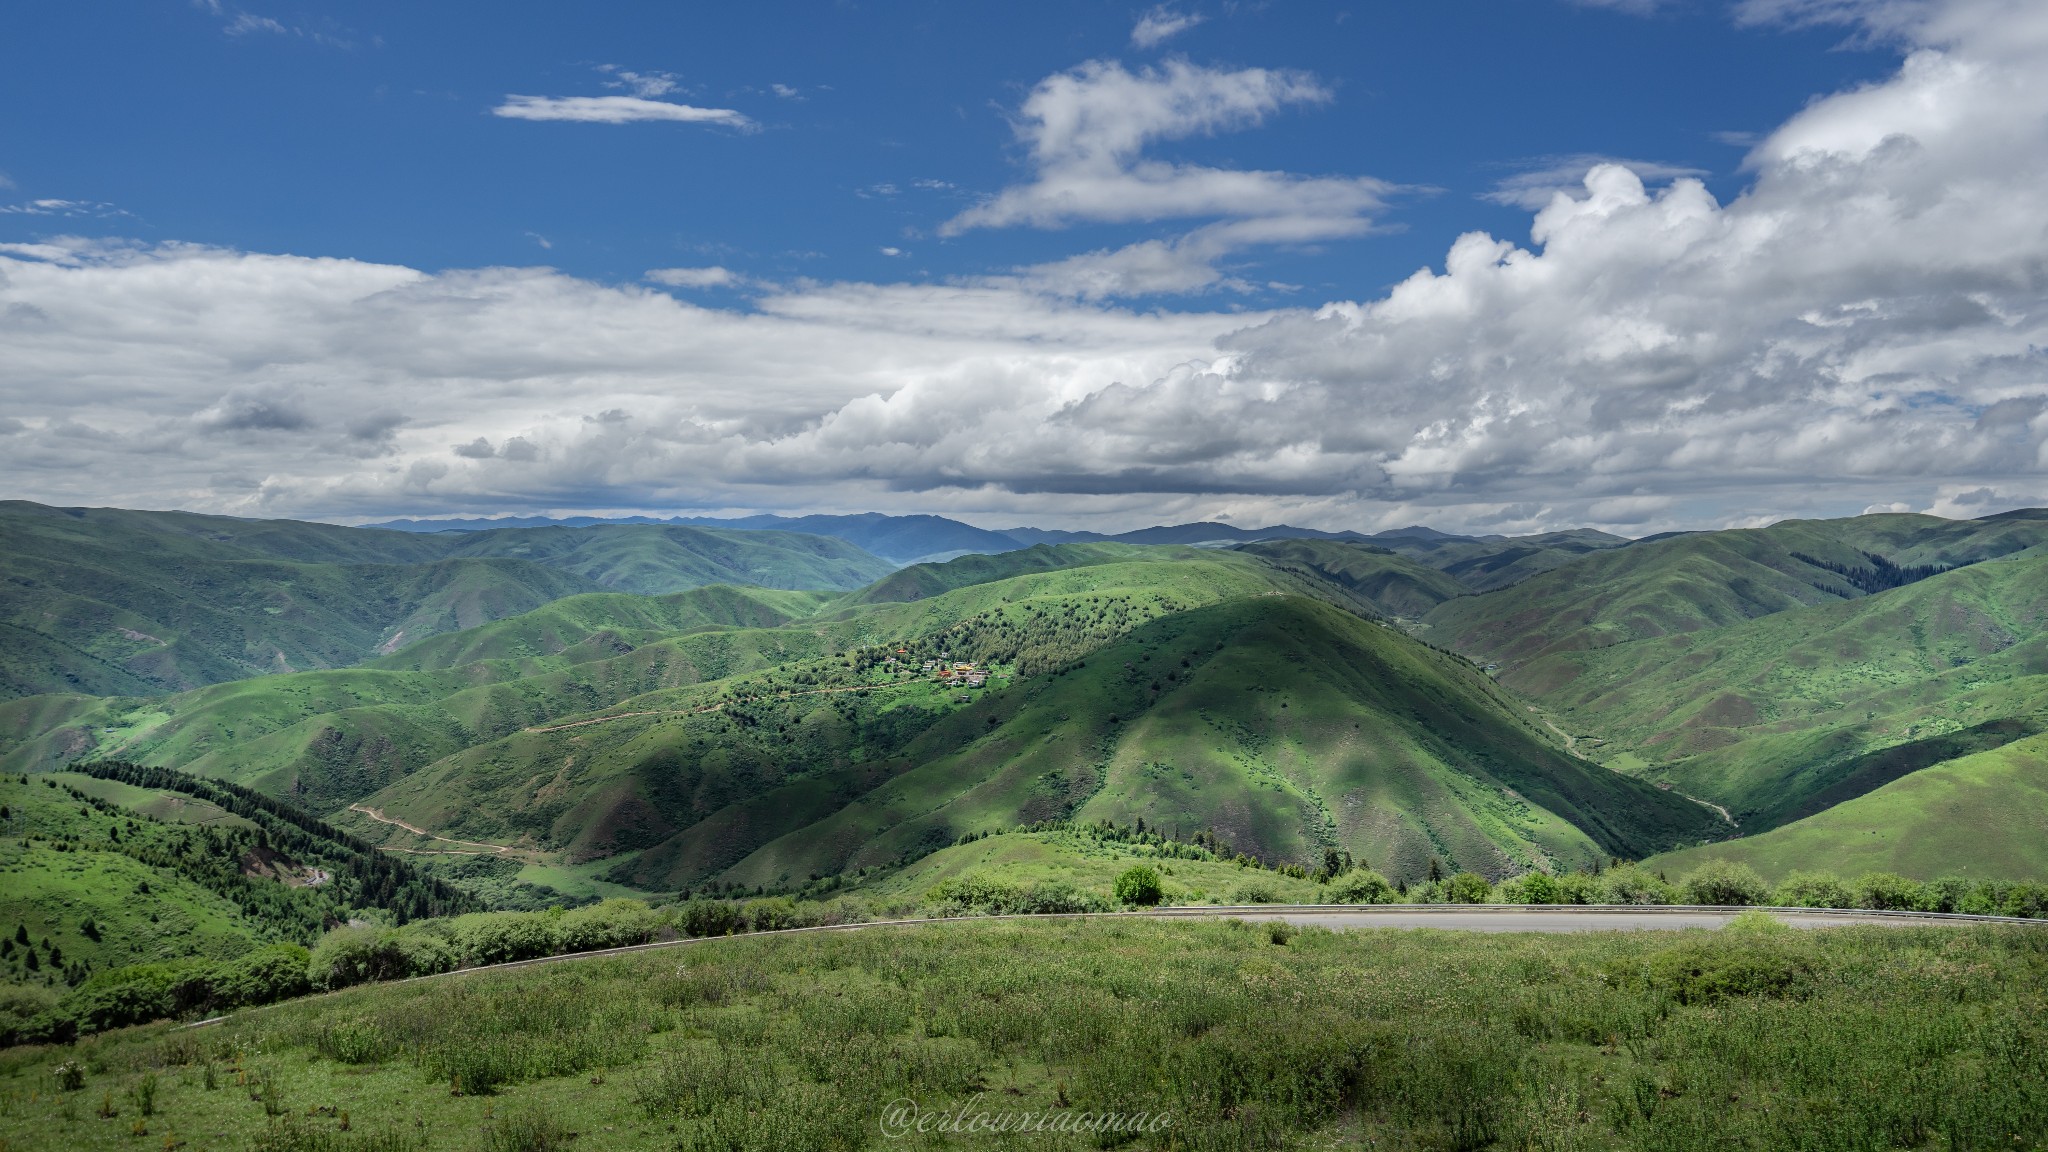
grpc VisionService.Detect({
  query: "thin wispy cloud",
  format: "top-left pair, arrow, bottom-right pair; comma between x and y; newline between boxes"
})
492,95 -> 753,127
646,266 -> 743,288
1131,5 -> 1205,48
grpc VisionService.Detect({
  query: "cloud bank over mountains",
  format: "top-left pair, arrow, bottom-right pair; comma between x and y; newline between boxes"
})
1,0 -> 2044,534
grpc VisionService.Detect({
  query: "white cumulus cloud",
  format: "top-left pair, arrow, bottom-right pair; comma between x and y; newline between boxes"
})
1132,6 -> 1205,48
492,95 -> 753,127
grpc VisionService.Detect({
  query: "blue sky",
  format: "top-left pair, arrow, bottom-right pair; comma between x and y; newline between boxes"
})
6,2 -> 1890,303
2,0 -> 2044,534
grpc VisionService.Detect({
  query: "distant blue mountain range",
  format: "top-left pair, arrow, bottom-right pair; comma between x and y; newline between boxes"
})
360,512 -> 1453,564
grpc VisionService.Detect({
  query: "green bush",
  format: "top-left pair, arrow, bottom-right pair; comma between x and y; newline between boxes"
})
1850,872 -> 1926,911
1444,872 -> 1495,904
1009,880 -> 1110,914
1327,869 -> 1397,905
60,962 -> 212,1033
681,900 -> 746,938
1774,871 -> 1853,908
208,944 -> 312,1009
1230,879 -> 1280,904
1633,940 -> 1816,1005
1114,865 -> 1164,907
1679,861 -> 1770,906
1552,872 -> 1601,905
1999,881 -> 2048,919
309,925 -> 410,991
1498,872 -> 1561,904
557,898 -> 662,952
1924,876 -> 1974,914
1599,864 -> 1677,905
391,927 -> 459,977
453,911 -> 560,966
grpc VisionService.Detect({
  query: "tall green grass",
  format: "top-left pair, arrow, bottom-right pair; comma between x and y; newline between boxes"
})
2,918 -> 2043,1150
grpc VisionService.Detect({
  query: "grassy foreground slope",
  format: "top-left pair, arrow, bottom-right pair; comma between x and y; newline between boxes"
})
4,917 -> 2044,1152
1646,732 -> 2048,881
0,502 -> 896,702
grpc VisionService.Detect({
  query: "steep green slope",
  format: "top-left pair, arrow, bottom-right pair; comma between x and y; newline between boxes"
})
1643,733 -> 2048,881
317,555 -> 1337,858
1234,539 -> 1469,618
702,597 -> 1719,890
0,503 -> 893,702
0,766 -> 471,989
1425,513 -> 2048,675
1516,550 -> 2048,830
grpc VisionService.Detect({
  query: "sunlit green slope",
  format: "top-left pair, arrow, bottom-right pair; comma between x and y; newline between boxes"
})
1644,732 -> 2048,881
1511,550 -> 2048,831
701,596 -> 1719,889
1424,513 -> 2048,675
1233,539 -> 1470,618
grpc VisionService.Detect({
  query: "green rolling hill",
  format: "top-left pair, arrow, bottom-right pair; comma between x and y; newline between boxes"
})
1373,528 -> 1630,592
1644,732 -> 2048,881
1232,538 -> 1471,619
0,502 -> 896,702
1423,513 -> 2048,675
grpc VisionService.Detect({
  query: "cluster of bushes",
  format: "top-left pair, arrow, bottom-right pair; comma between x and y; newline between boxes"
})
1319,860 -> 2048,915
923,875 -> 1113,916
2,944 -> 311,1046
4,896 -> 874,1046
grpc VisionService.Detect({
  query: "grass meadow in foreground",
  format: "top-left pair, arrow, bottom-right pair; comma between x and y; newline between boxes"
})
1,918 -> 2045,1152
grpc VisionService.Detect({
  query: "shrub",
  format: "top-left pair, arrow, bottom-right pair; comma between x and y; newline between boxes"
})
742,898 -> 802,933
1114,865 -> 1164,907
0,984 -> 59,1044
1635,940 -> 1815,1005
453,912 -> 559,966
60,962 -> 211,1033
1599,865 -> 1677,905
1680,861 -> 1770,906
1327,869 -> 1397,905
1552,872 -> 1601,905
309,926 -> 409,991
1498,872 -> 1561,904
557,898 -> 661,952
1924,876 -> 1973,914
1774,871 -> 1853,909
1444,873 -> 1495,904
390,928 -> 459,977
681,900 -> 746,938
1230,880 -> 1280,904
208,944 -> 312,1009
1999,881 -> 2048,919
1010,880 -> 1110,915
1851,872 -> 1927,912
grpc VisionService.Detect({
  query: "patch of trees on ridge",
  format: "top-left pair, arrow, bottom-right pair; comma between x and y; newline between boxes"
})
66,761 -> 476,926
1793,551 -> 1963,595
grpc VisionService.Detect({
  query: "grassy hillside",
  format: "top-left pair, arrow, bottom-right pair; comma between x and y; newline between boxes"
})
1234,538 -> 1469,618
0,503 -> 894,702
0,765 -> 471,991
1644,732 -> 2048,882
1425,513 -> 2048,674
830,542 -> 1149,606
699,596 -> 1719,890
6,917 -> 2044,1151
1514,550 -> 2048,831
437,523 -> 894,594
1375,528 -> 1630,592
